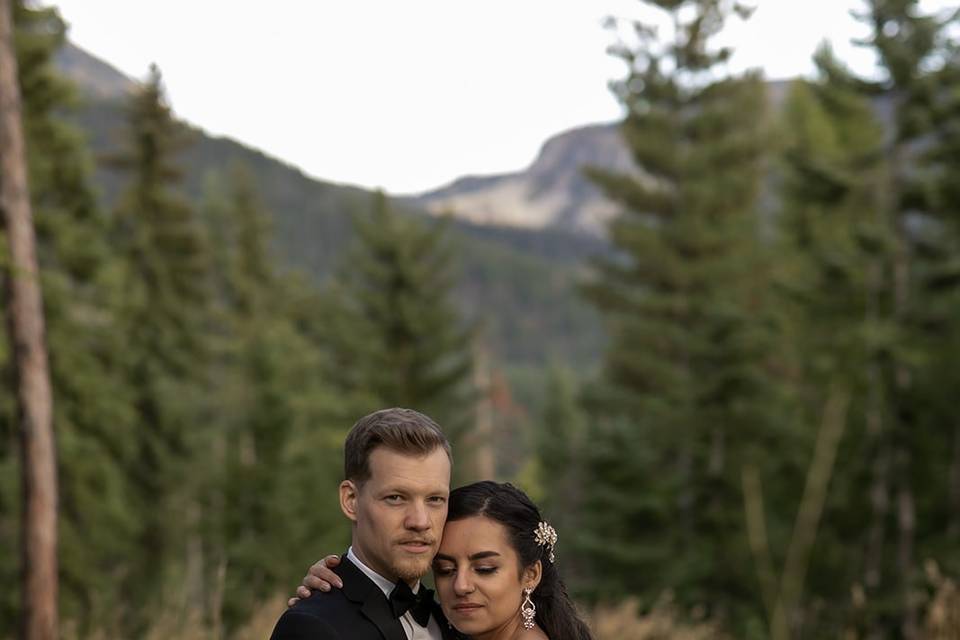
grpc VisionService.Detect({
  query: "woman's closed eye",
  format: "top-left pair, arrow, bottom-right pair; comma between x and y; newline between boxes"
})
433,561 -> 500,576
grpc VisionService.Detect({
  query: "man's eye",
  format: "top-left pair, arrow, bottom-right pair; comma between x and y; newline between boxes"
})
427,496 -> 447,505
385,495 -> 403,503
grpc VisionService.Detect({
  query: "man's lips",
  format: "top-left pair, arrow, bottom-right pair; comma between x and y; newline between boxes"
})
397,540 -> 434,552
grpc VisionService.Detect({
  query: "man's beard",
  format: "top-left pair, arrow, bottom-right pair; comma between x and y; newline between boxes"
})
391,547 -> 434,582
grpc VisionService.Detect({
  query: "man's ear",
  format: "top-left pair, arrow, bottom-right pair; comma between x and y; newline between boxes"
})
522,560 -> 542,591
340,480 -> 359,523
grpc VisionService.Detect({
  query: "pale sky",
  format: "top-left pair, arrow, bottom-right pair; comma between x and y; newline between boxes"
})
46,1 -> 953,195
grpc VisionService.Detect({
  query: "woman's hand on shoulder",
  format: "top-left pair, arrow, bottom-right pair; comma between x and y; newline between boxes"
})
286,554 -> 344,607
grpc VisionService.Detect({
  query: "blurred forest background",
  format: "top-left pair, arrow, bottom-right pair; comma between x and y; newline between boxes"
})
3,0 -> 960,638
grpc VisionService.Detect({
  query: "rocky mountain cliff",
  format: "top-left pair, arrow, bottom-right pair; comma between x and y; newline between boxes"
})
406,122 -> 635,236
410,80 -> 794,237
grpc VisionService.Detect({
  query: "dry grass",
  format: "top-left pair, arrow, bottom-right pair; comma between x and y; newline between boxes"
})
55,573 -> 960,640
923,561 -> 960,640
586,595 -> 730,640
230,595 -> 288,640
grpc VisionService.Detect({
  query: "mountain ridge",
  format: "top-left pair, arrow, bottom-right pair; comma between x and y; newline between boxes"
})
409,79 -> 795,236
56,41 -> 637,237
54,41 -> 608,371
403,121 -> 634,236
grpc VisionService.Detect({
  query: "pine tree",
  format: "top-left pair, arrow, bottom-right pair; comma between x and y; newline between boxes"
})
577,0 -> 786,630
775,1 -> 960,632
785,4 -> 960,636
534,366 -> 589,587
775,58 -> 891,636
106,64 -> 212,627
324,192 -> 474,457
0,3 -> 137,635
198,165 -> 344,632
915,20 -> 960,579
1,0 -> 58,634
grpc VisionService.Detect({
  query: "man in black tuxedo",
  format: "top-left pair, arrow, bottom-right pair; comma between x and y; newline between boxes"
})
270,408 -> 455,640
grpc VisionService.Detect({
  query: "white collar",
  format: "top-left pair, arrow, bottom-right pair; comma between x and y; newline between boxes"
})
346,546 -> 422,599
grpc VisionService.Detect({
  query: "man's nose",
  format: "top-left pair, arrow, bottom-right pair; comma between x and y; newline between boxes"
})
404,501 -> 430,530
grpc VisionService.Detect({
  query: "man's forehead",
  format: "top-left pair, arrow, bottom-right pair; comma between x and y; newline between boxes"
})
366,446 -> 451,488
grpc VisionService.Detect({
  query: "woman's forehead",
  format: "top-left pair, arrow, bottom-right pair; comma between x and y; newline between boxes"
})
441,515 -> 512,551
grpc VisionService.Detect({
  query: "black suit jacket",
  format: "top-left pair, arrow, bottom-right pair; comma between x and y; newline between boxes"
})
269,554 -> 456,640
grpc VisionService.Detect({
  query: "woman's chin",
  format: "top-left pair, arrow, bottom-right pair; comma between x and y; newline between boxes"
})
445,610 -> 488,634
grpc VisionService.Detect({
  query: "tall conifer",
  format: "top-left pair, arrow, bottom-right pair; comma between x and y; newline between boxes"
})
106,65 -> 211,625
776,58 -> 891,636
324,193 -> 474,454
578,0 -> 784,629
0,3 -> 136,635
776,1 -> 960,633
198,165 -> 344,632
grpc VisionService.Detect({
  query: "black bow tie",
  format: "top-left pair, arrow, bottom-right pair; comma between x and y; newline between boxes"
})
389,581 -> 434,627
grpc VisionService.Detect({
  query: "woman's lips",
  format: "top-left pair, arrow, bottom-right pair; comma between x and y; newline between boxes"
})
452,603 -> 483,614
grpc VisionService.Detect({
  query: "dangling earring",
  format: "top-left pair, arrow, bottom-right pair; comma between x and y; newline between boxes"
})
521,587 -> 536,630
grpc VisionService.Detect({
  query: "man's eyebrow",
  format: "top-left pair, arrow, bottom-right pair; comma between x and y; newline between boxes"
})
379,487 -> 448,495
433,551 -> 501,563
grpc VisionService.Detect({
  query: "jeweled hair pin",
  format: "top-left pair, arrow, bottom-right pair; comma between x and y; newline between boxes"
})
534,521 -> 558,563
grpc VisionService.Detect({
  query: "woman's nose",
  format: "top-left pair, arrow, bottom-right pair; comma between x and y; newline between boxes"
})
453,570 -> 474,595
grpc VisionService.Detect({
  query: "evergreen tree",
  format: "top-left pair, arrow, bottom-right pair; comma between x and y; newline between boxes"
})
781,4 -> 960,637
534,366 -> 589,587
775,60 -> 891,636
915,18 -> 960,581
774,1 -> 960,633
106,64 -> 212,627
577,0 -> 787,631
324,192 -> 474,459
0,3 -> 137,635
198,165 -> 344,633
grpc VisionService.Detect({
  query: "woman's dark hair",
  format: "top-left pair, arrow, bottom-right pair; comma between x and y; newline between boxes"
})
446,481 -> 594,640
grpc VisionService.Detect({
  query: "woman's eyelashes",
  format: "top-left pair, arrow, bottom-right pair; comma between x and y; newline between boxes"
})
433,563 -> 500,577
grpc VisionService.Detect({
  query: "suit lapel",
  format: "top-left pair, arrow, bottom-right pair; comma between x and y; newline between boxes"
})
361,595 -> 408,640
337,555 -> 408,640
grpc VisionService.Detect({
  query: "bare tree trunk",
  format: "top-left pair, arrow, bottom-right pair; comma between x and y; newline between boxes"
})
467,342 -> 495,480
897,471 -> 917,639
778,388 -> 850,640
0,1 -> 58,639
864,391 -> 889,593
891,177 -> 917,638
743,387 -> 850,640
863,261 -> 888,640
949,425 -> 960,538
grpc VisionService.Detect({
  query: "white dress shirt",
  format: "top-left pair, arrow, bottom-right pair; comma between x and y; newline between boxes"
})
347,547 -> 443,640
